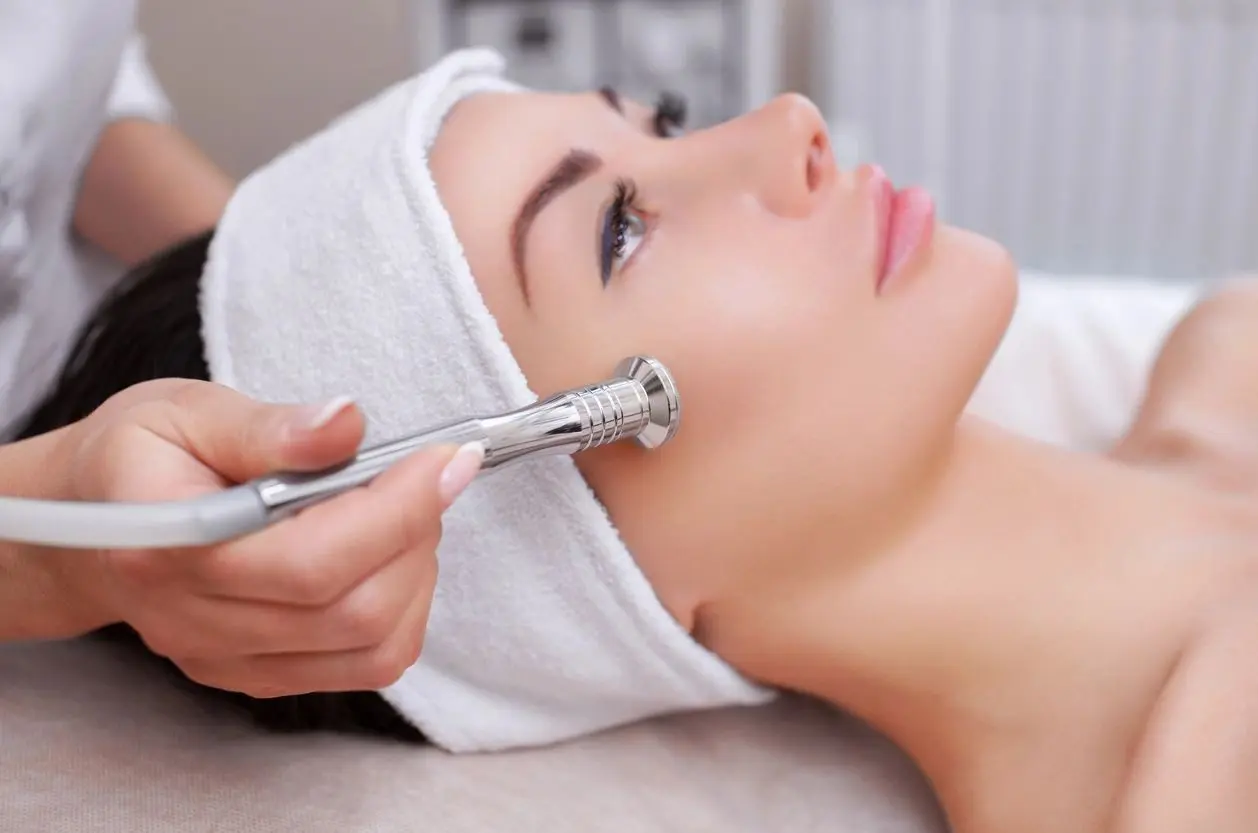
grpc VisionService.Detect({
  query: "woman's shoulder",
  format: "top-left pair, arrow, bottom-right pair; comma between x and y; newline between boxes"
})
1132,274 -> 1258,407
968,271 -> 1203,451
1117,274 -> 1258,477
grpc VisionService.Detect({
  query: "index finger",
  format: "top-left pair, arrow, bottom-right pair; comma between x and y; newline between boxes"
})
161,382 -> 367,481
185,444 -> 458,605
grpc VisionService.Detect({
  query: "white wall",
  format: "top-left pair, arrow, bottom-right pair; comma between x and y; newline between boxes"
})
137,1 -> 1256,280
137,0 -> 815,178
137,0 -> 417,178
812,0 -> 1258,280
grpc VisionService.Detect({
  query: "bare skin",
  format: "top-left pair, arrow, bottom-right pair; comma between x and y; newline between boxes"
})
428,86 -> 1258,832
703,290 -> 1258,833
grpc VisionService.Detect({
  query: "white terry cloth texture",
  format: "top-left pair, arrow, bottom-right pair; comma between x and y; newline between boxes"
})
199,47 -> 773,754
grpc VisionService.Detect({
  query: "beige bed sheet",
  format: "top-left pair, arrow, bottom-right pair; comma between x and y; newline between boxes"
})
1,639 -> 946,832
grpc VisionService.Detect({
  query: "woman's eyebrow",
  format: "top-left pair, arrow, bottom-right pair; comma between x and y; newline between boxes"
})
511,148 -> 603,302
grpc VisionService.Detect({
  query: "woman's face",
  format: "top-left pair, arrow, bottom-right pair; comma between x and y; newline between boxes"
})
430,89 -> 1016,627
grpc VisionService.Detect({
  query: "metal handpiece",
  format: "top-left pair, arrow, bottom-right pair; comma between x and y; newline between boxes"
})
250,355 -> 681,520
0,357 -> 681,550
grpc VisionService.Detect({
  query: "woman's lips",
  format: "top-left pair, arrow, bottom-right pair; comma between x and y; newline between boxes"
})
867,166 -> 936,293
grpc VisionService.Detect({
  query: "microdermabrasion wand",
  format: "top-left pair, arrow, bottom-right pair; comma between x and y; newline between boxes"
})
0,356 -> 680,550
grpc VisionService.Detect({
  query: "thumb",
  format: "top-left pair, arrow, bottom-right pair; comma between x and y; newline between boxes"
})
168,384 -> 365,482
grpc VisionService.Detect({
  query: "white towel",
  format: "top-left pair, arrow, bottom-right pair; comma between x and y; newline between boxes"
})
969,272 -> 1203,451
199,48 -> 773,754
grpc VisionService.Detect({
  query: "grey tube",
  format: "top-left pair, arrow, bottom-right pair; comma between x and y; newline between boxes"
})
0,487 -> 269,549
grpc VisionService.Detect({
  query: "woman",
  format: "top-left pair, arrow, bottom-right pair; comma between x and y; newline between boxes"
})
15,48 -> 1255,831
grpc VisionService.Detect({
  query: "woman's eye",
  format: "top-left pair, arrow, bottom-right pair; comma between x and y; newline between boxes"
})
599,182 -> 646,285
653,91 -> 688,138
612,210 -> 646,268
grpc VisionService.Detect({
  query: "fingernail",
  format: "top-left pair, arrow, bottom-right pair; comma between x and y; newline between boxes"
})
292,396 -> 355,433
439,442 -> 485,507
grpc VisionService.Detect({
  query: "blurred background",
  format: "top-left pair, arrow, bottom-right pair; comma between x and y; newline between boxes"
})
137,0 -> 1258,283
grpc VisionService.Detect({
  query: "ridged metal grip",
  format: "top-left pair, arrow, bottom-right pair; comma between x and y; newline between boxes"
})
572,378 -> 650,450
250,356 -> 680,520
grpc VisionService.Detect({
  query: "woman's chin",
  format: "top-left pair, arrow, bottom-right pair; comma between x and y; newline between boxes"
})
956,225 -> 1018,293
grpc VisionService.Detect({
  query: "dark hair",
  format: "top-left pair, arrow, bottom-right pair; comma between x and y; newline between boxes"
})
12,231 -> 422,743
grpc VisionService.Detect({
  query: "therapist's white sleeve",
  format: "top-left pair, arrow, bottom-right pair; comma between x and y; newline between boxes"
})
967,273 -> 1206,452
104,35 -> 173,124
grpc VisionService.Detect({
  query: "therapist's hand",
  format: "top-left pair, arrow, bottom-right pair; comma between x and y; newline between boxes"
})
50,379 -> 480,697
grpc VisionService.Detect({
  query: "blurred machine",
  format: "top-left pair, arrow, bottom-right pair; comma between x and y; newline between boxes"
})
411,0 -> 781,128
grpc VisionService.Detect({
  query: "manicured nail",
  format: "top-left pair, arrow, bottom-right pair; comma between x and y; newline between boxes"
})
439,442 -> 485,507
293,396 -> 355,433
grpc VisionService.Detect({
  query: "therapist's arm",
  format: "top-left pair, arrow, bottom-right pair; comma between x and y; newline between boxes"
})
73,118 -> 233,266
71,34 -> 234,267
0,428 -> 103,641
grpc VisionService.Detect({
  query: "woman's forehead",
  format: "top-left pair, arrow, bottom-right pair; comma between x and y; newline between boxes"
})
429,86 -> 661,255
434,88 -> 654,159
428,92 -> 583,306
440,90 -> 586,144
431,89 -> 630,228
432,91 -> 581,213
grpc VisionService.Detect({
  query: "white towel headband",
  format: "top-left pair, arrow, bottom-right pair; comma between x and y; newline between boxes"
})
200,48 -> 772,752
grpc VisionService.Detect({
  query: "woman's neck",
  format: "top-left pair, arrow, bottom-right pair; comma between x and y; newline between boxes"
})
699,416 -> 1229,787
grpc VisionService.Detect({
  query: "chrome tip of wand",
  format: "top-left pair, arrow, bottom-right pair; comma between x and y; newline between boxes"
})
615,355 -> 681,450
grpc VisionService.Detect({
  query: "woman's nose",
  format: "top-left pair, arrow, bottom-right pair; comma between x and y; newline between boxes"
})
736,93 -> 835,219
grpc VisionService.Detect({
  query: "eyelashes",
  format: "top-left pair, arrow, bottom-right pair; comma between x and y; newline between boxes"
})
594,90 -> 685,286
601,178 -> 641,284
653,91 -> 688,138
